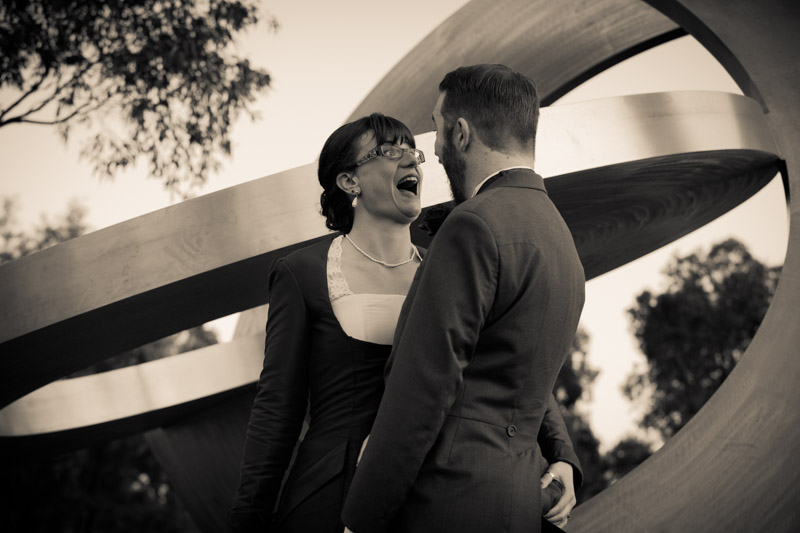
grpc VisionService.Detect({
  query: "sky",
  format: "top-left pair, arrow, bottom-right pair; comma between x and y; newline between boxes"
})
0,0 -> 788,452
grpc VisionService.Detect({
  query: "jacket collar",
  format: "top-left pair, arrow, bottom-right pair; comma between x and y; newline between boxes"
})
475,167 -> 546,197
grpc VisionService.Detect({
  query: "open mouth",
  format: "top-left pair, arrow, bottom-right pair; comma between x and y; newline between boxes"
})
396,175 -> 419,196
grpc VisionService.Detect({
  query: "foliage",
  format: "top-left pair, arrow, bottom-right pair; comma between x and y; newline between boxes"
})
601,437 -> 653,486
554,328 -> 598,411
0,0 -> 275,196
625,238 -> 781,440
554,328 -> 608,500
0,196 -> 88,264
0,197 -> 216,531
555,327 -> 655,500
4,411 -> 202,533
560,409 -> 608,501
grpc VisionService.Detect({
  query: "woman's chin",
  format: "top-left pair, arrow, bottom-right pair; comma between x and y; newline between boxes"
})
401,205 -> 422,222
389,198 -> 422,223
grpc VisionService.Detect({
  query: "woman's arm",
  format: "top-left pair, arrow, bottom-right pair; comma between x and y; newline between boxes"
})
227,259 -> 311,533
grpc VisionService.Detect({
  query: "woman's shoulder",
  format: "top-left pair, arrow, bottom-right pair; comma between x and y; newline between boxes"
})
271,235 -> 336,281
282,235 -> 336,264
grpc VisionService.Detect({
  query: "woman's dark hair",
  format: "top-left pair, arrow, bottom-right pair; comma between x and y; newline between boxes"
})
318,112 -> 415,233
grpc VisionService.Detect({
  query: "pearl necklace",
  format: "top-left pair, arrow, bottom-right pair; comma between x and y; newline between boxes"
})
344,234 -> 421,268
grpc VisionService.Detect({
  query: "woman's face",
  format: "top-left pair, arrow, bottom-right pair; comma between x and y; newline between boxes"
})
350,131 -> 423,224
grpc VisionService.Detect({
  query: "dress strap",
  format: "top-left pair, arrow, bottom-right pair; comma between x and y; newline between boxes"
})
327,235 -> 354,302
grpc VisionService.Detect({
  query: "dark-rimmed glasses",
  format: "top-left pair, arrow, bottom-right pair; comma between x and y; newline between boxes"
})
355,144 -> 425,167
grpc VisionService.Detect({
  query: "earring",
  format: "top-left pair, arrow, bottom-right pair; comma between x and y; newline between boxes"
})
351,190 -> 360,208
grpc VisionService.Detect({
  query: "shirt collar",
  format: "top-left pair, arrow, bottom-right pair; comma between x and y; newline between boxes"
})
470,166 -> 536,198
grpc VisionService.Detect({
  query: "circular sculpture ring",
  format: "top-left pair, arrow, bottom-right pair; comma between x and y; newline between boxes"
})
352,1 -> 800,530
0,0 -> 797,531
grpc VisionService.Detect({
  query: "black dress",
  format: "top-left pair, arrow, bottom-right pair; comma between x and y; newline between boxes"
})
229,237 -> 395,533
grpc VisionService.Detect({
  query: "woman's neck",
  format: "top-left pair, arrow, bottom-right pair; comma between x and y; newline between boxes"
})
347,216 -> 414,264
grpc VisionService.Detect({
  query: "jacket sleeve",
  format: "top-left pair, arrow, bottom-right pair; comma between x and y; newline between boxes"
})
227,259 -> 310,533
538,393 -> 583,489
341,210 -> 499,532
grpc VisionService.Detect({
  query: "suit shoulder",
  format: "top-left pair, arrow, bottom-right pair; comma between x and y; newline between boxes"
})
450,193 -> 529,237
433,208 -> 498,257
439,205 -> 494,234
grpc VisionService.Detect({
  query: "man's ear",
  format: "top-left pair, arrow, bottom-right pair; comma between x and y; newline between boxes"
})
336,171 -> 359,195
454,117 -> 471,151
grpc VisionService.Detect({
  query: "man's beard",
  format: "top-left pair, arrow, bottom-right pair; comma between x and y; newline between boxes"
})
441,135 -> 469,205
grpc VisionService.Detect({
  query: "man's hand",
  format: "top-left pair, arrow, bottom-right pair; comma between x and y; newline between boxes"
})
541,460 -> 575,528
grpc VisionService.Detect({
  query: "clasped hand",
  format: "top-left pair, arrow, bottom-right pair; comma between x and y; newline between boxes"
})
345,458 -> 575,533
541,460 -> 576,528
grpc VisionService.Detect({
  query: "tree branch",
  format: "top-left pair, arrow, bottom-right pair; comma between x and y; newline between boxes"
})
0,65 -> 52,122
0,61 -> 105,128
7,94 -> 113,126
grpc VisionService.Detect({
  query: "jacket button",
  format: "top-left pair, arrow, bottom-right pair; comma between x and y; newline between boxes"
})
507,424 -> 518,437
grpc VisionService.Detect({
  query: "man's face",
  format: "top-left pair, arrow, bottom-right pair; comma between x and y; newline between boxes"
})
432,92 -> 469,204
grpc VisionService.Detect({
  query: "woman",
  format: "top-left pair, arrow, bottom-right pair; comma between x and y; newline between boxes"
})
228,113 -> 578,533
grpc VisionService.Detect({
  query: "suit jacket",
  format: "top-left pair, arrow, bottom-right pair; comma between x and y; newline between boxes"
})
230,222 -> 581,532
342,169 -> 586,533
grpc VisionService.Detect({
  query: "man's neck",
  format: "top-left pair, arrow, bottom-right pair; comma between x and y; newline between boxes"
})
463,146 -> 535,194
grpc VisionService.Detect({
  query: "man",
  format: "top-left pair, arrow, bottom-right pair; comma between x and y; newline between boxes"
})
341,64 -> 586,533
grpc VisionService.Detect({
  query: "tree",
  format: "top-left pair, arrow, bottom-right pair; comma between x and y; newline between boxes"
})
625,238 -> 781,441
1,198 -> 217,531
553,327 -> 611,501
554,326 -> 657,500
0,0 -> 275,196
1,196 -> 88,263
602,437 -> 653,486
554,328 -> 598,413
5,424 -> 203,533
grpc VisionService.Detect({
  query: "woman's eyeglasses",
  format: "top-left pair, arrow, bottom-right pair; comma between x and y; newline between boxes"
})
355,144 -> 425,167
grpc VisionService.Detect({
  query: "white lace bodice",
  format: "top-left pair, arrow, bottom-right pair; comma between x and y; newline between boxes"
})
327,235 -> 408,345
327,236 -> 354,301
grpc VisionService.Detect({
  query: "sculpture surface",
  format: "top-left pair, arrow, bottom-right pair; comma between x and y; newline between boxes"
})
1,0 -> 797,530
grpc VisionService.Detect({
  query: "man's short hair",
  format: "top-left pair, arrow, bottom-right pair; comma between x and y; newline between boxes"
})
438,64 -> 539,153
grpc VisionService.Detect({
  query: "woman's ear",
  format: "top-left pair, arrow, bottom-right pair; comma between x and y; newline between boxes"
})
455,117 -> 471,151
336,172 -> 359,196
